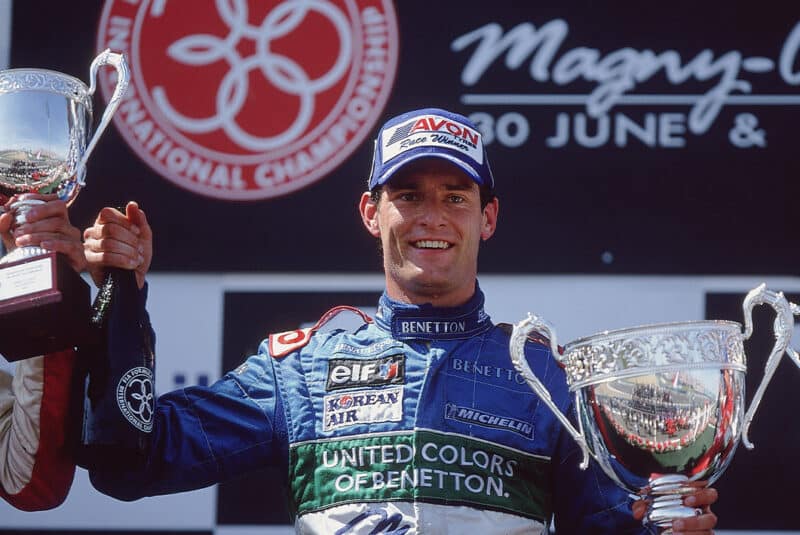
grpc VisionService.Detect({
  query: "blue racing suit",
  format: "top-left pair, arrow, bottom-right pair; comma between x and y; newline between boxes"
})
88,285 -> 643,534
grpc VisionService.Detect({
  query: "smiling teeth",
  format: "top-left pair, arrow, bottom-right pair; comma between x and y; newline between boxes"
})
416,240 -> 450,249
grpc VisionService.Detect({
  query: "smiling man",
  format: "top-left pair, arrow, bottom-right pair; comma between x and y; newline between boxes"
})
84,108 -> 719,534
361,158 -> 497,307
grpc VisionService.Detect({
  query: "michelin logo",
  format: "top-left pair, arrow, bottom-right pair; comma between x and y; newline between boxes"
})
445,403 -> 534,439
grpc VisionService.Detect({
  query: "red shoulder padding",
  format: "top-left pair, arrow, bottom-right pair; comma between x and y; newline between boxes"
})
269,306 -> 372,359
269,328 -> 314,359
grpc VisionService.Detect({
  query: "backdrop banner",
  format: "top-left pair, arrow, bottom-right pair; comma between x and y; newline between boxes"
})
2,1 -> 799,533
6,0 -> 797,275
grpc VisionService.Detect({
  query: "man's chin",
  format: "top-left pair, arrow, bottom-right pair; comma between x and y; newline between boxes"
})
404,275 -> 459,300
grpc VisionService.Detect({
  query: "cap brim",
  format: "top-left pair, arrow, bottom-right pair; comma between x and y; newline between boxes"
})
372,152 -> 485,189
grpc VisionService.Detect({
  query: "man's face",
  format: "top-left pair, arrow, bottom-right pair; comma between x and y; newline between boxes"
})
359,159 -> 498,307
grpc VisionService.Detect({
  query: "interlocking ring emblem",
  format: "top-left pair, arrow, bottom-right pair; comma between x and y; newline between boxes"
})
96,0 -> 398,200
116,366 -> 155,433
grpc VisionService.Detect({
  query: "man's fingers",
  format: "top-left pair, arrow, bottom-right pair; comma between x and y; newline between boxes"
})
14,219 -> 81,239
0,212 -> 15,250
84,219 -> 140,247
684,487 -> 718,508
631,498 -> 647,520
14,229 -> 80,249
11,204 -> 80,243
84,202 -> 152,290
40,239 -> 87,272
85,234 -> 143,269
85,234 -> 139,257
126,202 -> 150,239
85,249 -> 141,270
1,198 -> 84,269
125,201 -> 140,221
12,200 -> 69,226
672,511 -> 717,533
96,205 -> 138,228
0,211 -> 13,234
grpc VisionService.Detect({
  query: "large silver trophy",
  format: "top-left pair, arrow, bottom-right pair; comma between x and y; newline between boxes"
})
0,50 -> 129,361
510,284 -> 799,533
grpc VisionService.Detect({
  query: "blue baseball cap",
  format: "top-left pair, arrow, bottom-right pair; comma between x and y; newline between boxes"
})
367,108 -> 495,191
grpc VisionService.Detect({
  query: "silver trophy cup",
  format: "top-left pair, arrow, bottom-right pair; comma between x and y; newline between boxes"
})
510,284 -> 799,533
0,50 -> 129,361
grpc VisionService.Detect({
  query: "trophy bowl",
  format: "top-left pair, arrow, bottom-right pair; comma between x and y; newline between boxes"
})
510,285 -> 799,532
566,320 -> 744,525
0,49 -> 129,219
0,50 -> 129,361
0,69 -> 91,203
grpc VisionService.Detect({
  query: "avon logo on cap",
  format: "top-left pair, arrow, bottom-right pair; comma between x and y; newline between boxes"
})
380,114 -> 484,164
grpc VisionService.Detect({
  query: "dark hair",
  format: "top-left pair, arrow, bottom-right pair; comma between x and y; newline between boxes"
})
369,185 -> 496,210
479,186 -> 497,210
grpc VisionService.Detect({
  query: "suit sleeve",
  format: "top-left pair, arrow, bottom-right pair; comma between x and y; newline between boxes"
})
550,399 -> 646,535
0,350 -> 77,511
88,349 -> 290,501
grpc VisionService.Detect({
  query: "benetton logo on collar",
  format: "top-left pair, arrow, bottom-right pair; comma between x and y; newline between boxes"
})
398,320 -> 466,335
375,290 -> 492,340
389,315 -> 490,340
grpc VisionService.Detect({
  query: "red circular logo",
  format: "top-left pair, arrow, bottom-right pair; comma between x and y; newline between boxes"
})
96,0 -> 399,200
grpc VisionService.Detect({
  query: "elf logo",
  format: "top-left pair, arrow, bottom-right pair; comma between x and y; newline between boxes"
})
326,354 -> 405,391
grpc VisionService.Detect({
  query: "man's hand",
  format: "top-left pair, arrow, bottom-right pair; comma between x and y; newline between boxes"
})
632,483 -> 718,534
83,202 -> 152,289
0,194 -> 86,272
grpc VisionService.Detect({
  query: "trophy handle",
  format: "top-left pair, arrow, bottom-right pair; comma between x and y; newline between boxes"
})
510,313 -> 591,469
740,283 -> 800,449
74,49 -> 131,192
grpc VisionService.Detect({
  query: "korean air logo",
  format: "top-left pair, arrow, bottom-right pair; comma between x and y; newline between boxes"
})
334,394 -> 354,410
323,386 -> 403,431
326,354 -> 405,391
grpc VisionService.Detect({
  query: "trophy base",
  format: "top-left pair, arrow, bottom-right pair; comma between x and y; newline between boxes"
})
0,251 -> 90,362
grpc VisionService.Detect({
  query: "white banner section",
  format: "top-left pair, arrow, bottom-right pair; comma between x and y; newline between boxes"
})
0,273 -> 798,533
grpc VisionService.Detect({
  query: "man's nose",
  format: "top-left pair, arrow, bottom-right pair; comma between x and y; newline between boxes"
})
417,197 -> 447,226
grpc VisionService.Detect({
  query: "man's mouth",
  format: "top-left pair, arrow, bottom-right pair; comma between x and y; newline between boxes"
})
414,240 -> 451,249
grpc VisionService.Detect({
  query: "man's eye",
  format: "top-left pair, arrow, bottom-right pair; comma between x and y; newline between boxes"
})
399,193 -> 418,201
449,195 -> 465,203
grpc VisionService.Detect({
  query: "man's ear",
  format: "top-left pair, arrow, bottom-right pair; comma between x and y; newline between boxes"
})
481,197 -> 499,241
359,192 -> 381,237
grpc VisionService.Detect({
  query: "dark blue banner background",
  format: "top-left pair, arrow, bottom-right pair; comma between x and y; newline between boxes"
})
8,1 -> 799,275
